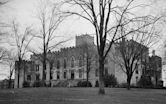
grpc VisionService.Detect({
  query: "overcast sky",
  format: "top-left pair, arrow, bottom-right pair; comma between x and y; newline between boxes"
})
0,0 -> 166,80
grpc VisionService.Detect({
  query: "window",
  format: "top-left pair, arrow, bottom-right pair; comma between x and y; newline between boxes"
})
36,74 -> 40,81
57,71 -> 60,79
27,75 -> 31,81
136,76 -> 138,83
50,62 -> 53,71
79,56 -> 83,67
63,59 -> 67,68
43,72 -> 46,80
135,70 -> 139,74
36,64 -> 39,71
104,59 -> 108,64
50,72 -> 53,80
79,69 -> 83,78
95,69 -> 99,77
57,60 -> 60,69
104,68 -> 108,75
71,57 -> 74,68
64,71 -> 67,79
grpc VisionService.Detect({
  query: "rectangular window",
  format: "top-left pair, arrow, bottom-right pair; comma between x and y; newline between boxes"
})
50,72 -> 53,80
79,69 -> 83,78
104,68 -> 108,75
64,71 -> 66,79
136,76 -> 138,82
43,72 -> 46,80
36,74 -> 40,81
95,69 -> 98,77
57,71 -> 60,79
36,64 -> 39,71
27,75 -> 31,81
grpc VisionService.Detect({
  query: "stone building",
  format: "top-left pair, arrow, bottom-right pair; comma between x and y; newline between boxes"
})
15,35 -> 147,88
162,44 -> 166,87
14,61 -> 35,88
147,50 -> 162,86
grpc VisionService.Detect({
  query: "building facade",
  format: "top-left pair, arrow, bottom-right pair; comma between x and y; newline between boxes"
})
15,35 -> 147,88
147,50 -> 162,86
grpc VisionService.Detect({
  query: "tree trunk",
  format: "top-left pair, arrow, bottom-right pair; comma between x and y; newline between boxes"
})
86,57 -> 89,87
43,48 -> 47,81
17,70 -> 19,88
86,70 -> 89,87
98,57 -> 105,95
127,75 -> 131,90
8,77 -> 12,89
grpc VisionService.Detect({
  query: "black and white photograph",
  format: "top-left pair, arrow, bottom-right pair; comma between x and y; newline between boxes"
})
0,0 -> 166,104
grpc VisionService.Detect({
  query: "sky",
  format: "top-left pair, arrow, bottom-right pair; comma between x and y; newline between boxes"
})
0,0 -> 166,80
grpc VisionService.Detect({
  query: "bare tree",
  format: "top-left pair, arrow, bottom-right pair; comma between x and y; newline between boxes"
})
0,47 -> 7,61
112,18 -> 160,90
81,43 -> 95,86
10,20 -> 34,88
62,0 -> 159,94
34,0 -> 68,81
2,50 -> 16,88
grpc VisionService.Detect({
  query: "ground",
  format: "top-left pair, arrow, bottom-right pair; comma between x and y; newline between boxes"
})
0,88 -> 166,104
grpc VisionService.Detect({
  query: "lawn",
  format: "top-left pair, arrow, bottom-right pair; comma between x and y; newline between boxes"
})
0,88 -> 166,104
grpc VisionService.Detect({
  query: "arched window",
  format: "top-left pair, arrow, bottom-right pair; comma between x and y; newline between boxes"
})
57,60 -> 60,69
79,69 -> 83,78
63,59 -> 67,68
64,71 -> 67,79
95,69 -> 98,77
71,57 -> 75,68
79,56 -> 83,67
57,71 -> 60,79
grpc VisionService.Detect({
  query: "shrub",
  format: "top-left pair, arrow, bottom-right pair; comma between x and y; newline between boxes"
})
118,82 -> 127,88
104,74 -> 118,87
95,80 -> 99,87
77,81 -> 92,87
137,76 -> 153,88
33,80 -> 45,87
156,80 -> 163,88
23,81 -> 30,88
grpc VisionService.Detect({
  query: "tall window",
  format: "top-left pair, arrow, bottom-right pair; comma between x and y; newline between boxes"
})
27,75 -> 31,81
64,71 -> 67,79
63,59 -> 67,68
135,70 -> 139,74
136,76 -> 138,82
36,64 -> 39,71
79,56 -> 83,67
36,74 -> 40,81
43,72 -> 46,80
57,71 -> 60,79
79,69 -> 83,78
50,72 -> 53,80
95,69 -> 98,77
71,57 -> 74,68
104,67 -> 108,75
57,60 -> 60,69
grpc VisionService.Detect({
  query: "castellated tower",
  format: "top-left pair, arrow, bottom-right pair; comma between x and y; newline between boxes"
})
76,34 -> 94,46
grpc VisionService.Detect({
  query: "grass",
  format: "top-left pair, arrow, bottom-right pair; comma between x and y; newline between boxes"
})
0,87 -> 166,104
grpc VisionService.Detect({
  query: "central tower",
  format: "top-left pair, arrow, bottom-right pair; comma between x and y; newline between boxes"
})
76,34 -> 94,46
